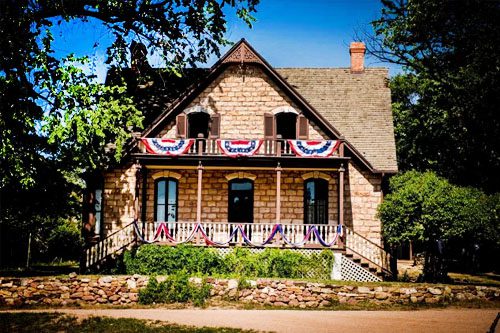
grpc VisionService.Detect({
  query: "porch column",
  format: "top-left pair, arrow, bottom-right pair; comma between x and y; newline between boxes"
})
338,163 -> 345,247
275,162 -> 282,224
196,161 -> 204,223
338,163 -> 345,226
140,166 -> 148,232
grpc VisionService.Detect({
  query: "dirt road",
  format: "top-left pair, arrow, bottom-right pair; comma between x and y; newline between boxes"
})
7,308 -> 500,333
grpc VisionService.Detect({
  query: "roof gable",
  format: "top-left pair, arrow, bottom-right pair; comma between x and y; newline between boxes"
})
141,39 -> 385,172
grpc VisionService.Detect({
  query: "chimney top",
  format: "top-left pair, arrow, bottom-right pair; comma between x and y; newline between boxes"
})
349,42 -> 366,73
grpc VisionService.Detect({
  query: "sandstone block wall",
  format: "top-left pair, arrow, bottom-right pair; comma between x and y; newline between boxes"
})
101,161 -> 384,244
102,163 -> 139,233
1,275 -> 498,308
345,163 -> 383,245
144,169 -> 339,224
159,64 -> 326,140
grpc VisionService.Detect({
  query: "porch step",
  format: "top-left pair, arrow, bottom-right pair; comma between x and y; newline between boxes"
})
344,252 -> 387,279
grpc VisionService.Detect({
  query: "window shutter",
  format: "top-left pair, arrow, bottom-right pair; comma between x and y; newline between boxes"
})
176,114 -> 186,138
264,113 -> 275,139
209,114 -> 221,138
297,114 -> 309,139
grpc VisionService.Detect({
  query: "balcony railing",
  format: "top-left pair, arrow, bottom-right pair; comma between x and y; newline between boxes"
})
138,137 -> 344,158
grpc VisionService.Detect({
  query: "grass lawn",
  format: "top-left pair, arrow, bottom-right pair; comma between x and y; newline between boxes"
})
0,312 -> 259,333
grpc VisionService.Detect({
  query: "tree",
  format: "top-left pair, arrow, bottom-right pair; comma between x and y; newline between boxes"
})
366,0 -> 500,192
379,171 -> 498,282
0,0 -> 258,266
0,0 -> 258,188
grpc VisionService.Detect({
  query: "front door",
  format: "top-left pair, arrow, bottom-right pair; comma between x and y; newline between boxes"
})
228,179 -> 254,223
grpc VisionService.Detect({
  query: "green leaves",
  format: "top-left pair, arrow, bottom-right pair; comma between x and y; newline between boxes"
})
371,0 -> 500,192
378,170 -> 499,280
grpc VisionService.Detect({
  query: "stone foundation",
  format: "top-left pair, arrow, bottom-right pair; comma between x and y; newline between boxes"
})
1,275 -> 498,308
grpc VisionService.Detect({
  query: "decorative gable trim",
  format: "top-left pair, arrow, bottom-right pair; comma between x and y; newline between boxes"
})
222,42 -> 263,65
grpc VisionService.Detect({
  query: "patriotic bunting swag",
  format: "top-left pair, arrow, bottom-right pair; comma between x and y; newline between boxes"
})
141,138 -> 194,156
217,140 -> 263,157
133,220 -> 343,248
288,140 -> 341,158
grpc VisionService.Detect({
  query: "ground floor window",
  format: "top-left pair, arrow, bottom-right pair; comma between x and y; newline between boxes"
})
94,188 -> 103,235
228,179 -> 254,223
155,178 -> 178,222
304,178 -> 328,224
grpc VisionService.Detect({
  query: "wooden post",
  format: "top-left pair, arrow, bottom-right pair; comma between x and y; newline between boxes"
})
196,161 -> 203,223
198,133 -> 204,156
141,166 -> 148,234
196,161 -> 204,245
275,162 -> 282,224
338,163 -> 345,247
276,134 -> 282,157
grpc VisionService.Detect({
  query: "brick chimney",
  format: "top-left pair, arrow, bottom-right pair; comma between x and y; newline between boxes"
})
349,42 -> 366,73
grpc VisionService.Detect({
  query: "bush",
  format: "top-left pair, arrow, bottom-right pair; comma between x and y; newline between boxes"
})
138,272 -> 211,306
379,170 -> 500,281
46,218 -> 83,262
124,245 -> 334,279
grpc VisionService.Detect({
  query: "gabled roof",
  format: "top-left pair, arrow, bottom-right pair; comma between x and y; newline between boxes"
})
116,39 -> 397,173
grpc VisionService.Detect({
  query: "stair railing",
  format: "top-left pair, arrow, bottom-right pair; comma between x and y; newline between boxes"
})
344,226 -> 391,276
82,220 -> 137,270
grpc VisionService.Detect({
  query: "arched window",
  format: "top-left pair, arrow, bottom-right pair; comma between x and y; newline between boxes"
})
304,178 -> 328,224
154,178 -> 178,222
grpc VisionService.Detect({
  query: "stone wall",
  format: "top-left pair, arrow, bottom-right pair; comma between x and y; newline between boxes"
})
144,169 -> 339,224
158,64 -> 326,140
1,275 -> 498,308
102,163 -> 139,233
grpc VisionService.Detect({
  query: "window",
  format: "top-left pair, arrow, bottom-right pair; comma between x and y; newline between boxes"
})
304,179 -> 328,224
155,178 -> 178,222
275,112 -> 297,139
228,179 -> 254,223
188,112 -> 210,139
94,188 -> 103,235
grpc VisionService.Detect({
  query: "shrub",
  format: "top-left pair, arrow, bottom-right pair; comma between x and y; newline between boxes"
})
125,245 -> 334,279
138,271 -> 211,306
46,218 -> 83,262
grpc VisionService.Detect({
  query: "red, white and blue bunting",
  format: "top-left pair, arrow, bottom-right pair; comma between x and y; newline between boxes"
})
288,140 -> 341,158
217,140 -> 263,158
133,220 -> 343,248
141,138 -> 194,156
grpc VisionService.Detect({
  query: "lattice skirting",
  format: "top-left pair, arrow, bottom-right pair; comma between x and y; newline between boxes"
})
340,255 -> 382,282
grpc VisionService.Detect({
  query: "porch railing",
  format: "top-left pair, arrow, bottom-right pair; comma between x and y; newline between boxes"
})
142,221 -> 342,248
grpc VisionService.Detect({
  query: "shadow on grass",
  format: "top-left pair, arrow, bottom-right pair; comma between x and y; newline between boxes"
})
0,312 -> 261,333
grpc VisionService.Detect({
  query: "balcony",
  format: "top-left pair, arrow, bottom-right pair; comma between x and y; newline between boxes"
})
137,137 -> 345,159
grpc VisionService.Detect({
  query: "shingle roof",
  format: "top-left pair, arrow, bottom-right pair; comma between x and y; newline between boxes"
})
276,68 -> 398,172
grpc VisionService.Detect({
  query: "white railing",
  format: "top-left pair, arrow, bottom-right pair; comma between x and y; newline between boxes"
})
83,221 -> 136,269
344,226 -> 391,273
142,221 -> 341,248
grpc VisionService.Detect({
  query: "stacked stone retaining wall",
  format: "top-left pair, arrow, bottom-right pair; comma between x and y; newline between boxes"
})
0,274 -> 498,308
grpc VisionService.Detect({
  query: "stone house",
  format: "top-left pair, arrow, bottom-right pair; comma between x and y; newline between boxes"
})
82,39 -> 398,280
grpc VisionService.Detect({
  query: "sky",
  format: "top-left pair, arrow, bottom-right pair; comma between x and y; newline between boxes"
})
49,0 -> 402,83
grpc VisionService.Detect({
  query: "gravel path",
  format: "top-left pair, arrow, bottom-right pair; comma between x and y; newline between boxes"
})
6,308 -> 500,333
